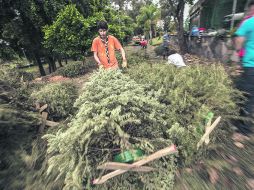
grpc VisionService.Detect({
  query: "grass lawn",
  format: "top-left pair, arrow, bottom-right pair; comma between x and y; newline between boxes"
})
150,36 -> 163,46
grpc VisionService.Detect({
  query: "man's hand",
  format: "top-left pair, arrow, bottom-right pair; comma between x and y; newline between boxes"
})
122,59 -> 127,68
236,64 -> 243,75
99,64 -> 104,69
234,36 -> 245,51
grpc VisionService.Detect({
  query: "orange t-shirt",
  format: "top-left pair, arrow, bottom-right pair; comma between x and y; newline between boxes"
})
91,35 -> 122,69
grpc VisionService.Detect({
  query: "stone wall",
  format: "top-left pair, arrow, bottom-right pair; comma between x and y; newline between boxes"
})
170,35 -> 239,63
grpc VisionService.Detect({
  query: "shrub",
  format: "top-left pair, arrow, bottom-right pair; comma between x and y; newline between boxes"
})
55,62 -> 85,78
154,45 -> 164,56
43,70 -> 176,190
127,63 -> 243,164
31,82 -> 78,119
55,61 -> 96,78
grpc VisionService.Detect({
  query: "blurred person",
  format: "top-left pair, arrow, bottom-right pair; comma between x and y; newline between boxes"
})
238,1 -> 254,59
162,31 -> 170,60
234,1 -> 254,131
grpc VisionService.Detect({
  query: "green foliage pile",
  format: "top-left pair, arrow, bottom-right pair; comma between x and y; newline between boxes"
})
55,61 -> 95,78
43,70 -> 176,190
31,82 -> 78,119
127,63 -> 243,164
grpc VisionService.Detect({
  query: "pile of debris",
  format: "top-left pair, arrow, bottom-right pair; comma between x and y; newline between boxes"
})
34,75 -> 70,82
183,53 -> 219,65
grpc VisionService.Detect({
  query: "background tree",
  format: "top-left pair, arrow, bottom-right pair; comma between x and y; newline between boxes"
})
0,0 -> 67,75
103,8 -> 135,43
0,40 -> 19,63
84,8 -> 135,44
110,0 -> 128,10
137,4 -> 161,39
160,0 -> 194,54
43,5 -> 90,61
0,0 -> 111,75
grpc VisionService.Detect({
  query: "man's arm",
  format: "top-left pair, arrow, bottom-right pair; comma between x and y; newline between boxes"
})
234,36 -> 245,51
120,47 -> 127,68
112,36 -> 127,67
93,52 -> 101,65
234,19 -> 250,51
120,47 -> 126,61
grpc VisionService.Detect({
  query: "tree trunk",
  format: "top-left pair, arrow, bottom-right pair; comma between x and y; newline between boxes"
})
34,52 -> 46,76
51,57 -> 57,71
177,0 -> 188,54
48,62 -> 52,73
149,24 -> 153,44
82,57 -> 86,65
47,56 -> 56,73
58,59 -> 63,67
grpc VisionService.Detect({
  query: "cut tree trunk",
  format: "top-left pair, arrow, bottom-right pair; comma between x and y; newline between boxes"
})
34,51 -> 46,76
47,56 -> 56,73
58,59 -> 63,67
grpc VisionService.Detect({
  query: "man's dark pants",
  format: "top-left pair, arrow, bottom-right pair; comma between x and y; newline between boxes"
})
238,67 -> 254,131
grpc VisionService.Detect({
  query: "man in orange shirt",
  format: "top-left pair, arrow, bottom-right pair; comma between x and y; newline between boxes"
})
91,21 -> 127,69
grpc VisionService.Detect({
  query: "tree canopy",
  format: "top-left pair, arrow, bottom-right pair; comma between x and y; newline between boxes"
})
1,0 -> 194,74
0,0 -> 134,75
137,4 -> 161,39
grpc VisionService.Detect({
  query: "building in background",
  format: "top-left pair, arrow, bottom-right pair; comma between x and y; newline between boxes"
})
189,0 -> 250,30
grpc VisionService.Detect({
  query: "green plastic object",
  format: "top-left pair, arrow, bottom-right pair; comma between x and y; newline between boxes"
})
196,112 -> 215,134
205,112 -> 214,125
113,149 -> 144,163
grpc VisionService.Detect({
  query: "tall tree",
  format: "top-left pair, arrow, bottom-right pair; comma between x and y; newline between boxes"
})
43,5 -> 90,60
160,0 -> 194,54
0,0 -> 110,75
0,0 -> 67,75
137,4 -> 161,39
110,0 -> 127,10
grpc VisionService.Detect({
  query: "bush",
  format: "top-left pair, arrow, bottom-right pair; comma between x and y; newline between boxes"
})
154,45 -> 165,56
31,82 -> 78,119
43,70 -> 176,190
55,62 -> 85,78
55,61 -> 95,78
127,54 -> 146,66
127,63 -> 243,164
